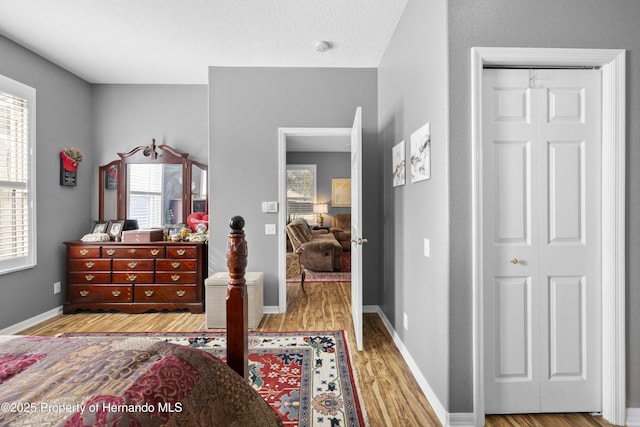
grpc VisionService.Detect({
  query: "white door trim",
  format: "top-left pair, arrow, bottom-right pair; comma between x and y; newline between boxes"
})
277,127 -> 351,313
471,47 -> 626,426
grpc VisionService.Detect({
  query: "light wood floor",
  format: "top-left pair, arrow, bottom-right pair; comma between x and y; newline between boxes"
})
19,281 -> 613,427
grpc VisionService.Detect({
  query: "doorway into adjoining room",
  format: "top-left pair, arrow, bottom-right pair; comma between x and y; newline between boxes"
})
278,108 -> 365,350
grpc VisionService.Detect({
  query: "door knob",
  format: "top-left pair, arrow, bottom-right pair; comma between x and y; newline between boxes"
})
351,238 -> 369,245
510,258 -> 519,264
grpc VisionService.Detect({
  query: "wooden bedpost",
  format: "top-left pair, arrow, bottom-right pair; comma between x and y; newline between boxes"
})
226,215 -> 249,379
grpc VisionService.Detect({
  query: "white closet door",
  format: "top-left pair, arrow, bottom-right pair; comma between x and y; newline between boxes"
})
483,68 -> 601,414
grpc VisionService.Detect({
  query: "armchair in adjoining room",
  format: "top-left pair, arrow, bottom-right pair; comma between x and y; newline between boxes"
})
286,219 -> 343,272
331,213 -> 351,252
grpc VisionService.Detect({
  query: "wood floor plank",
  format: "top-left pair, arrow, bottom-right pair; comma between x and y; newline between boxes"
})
17,281 -> 613,426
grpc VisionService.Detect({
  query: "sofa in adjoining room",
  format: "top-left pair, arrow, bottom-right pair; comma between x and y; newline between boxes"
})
331,213 -> 352,252
286,220 -> 343,272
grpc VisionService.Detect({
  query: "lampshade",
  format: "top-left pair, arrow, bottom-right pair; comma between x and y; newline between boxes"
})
314,203 -> 328,214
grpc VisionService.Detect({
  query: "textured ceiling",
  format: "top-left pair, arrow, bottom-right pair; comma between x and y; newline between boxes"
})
0,0 -> 407,84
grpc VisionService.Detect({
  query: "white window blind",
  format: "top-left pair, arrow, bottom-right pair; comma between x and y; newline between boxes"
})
127,164 -> 163,228
286,164 -> 316,221
0,75 -> 36,274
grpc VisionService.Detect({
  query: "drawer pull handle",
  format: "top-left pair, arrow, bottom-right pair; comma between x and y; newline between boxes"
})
177,249 -> 186,256
127,262 -> 138,268
171,275 -> 181,282
171,262 -> 181,269
127,274 -> 137,282
145,290 -> 154,297
80,290 -> 89,297
85,262 -> 95,268
106,249 -> 116,256
128,248 -> 136,254
80,249 -> 89,256
112,290 -> 121,297
151,249 -> 160,256
176,290 -> 186,297
85,274 -> 95,281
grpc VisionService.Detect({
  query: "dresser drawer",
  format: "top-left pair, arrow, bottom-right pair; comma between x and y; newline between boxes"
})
69,246 -> 101,258
167,246 -> 197,259
70,272 -> 111,284
156,272 -> 196,284
68,285 -> 132,303
69,259 -> 111,271
134,285 -> 197,303
156,259 -> 196,271
103,246 -> 165,259
112,272 -> 154,284
113,259 -> 155,271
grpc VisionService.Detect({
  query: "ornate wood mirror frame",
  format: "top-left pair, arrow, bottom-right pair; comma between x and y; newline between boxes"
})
98,140 -> 207,225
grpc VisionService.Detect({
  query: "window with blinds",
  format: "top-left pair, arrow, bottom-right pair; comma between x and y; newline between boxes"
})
127,163 -> 163,228
0,75 -> 36,274
286,164 -> 316,222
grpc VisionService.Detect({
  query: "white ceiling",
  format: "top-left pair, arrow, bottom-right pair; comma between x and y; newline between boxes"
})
0,0 -> 407,84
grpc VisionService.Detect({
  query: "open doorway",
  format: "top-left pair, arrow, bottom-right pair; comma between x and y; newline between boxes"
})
278,128 -> 352,309
278,108 -> 364,350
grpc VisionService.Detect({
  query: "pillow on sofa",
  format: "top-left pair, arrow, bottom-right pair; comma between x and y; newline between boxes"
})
298,217 -> 312,235
287,220 -> 312,251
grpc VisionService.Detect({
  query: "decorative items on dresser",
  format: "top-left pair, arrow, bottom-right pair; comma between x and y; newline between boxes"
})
63,241 -> 207,314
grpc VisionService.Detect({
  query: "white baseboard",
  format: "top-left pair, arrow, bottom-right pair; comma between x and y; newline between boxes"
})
263,305 -> 280,314
448,412 -> 475,426
0,306 -> 63,335
627,408 -> 640,427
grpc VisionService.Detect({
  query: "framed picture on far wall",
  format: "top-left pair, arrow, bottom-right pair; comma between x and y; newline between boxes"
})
331,178 -> 351,207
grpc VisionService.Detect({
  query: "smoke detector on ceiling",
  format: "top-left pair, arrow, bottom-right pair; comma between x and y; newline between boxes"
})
315,41 -> 331,53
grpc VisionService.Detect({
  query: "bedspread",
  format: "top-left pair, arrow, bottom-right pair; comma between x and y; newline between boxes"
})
0,335 -> 283,426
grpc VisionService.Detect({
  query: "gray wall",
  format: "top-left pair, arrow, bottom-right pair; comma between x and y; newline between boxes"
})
208,67 -> 379,306
0,36 -> 93,329
91,84 -> 208,164
378,0 -> 451,409
286,151 -> 351,226
91,84 -> 209,220
448,0 -> 640,411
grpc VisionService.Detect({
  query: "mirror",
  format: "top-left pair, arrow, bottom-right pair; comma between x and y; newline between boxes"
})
98,141 -> 208,227
99,160 -> 120,221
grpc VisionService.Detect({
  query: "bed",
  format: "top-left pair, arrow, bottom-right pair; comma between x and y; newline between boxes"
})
0,216 -> 282,426
0,335 -> 281,426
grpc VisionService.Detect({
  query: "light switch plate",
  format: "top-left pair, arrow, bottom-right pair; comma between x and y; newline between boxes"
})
424,238 -> 430,257
265,224 -> 276,235
261,201 -> 278,213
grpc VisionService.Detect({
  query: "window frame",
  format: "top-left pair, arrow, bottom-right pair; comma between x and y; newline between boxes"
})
0,74 -> 37,275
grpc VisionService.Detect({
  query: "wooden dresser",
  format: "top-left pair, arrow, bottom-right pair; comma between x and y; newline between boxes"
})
63,241 -> 207,314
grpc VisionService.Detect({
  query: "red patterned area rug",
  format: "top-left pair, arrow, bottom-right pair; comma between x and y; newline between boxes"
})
341,253 -> 351,272
61,331 -> 367,427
